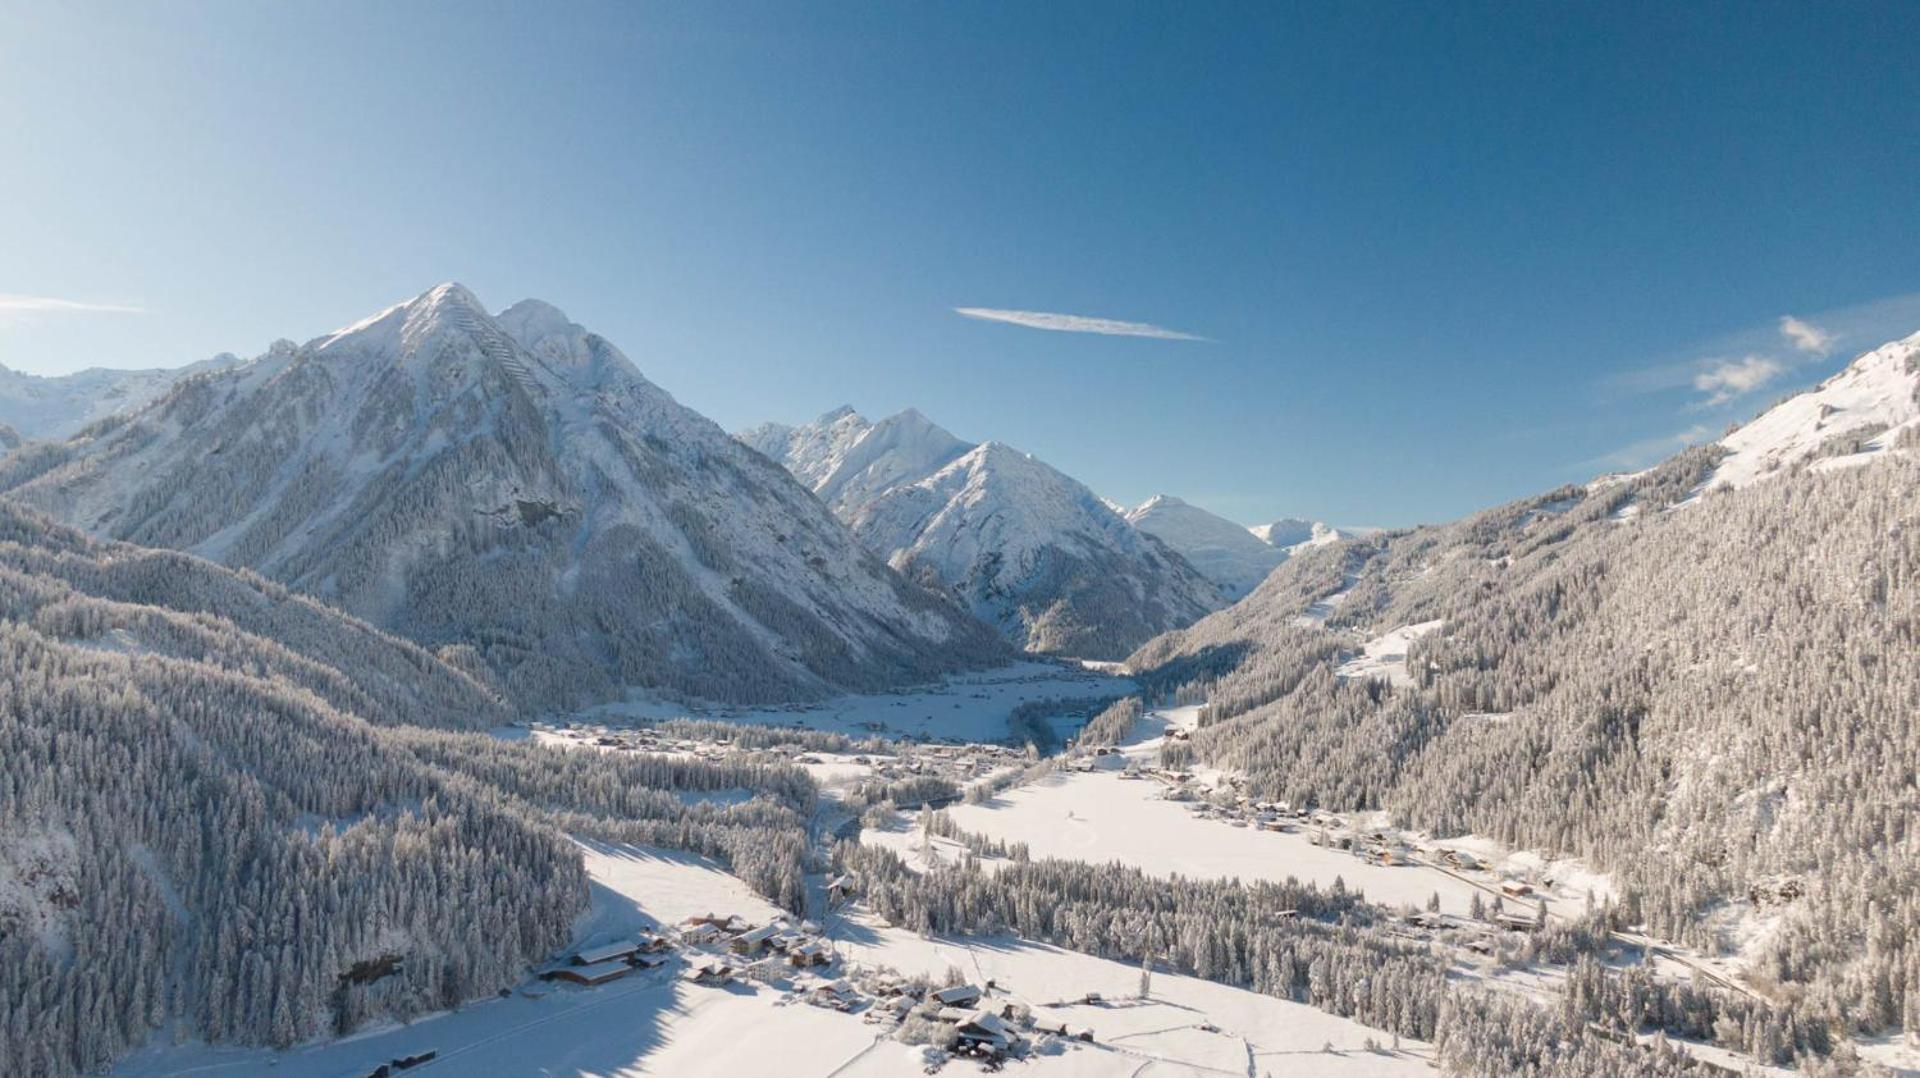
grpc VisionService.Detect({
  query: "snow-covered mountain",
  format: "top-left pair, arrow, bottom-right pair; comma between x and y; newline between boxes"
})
1249,516 -> 1363,550
741,406 -> 972,513
1124,495 -> 1287,599
1707,329 -> 1920,489
1126,328 -> 1920,1047
744,406 -> 1222,658
0,284 -> 1006,708
1124,497 -> 1366,599
0,358 -> 229,441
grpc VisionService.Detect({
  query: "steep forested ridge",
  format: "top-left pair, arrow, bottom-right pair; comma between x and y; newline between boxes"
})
1131,371 -> 1920,1044
0,503 -> 818,1076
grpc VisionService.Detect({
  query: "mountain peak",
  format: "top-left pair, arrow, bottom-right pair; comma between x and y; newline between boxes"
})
406,282 -> 489,334
310,281 -> 496,356
873,406 -> 959,442
420,280 -> 481,309
495,298 -> 585,361
496,297 -> 575,336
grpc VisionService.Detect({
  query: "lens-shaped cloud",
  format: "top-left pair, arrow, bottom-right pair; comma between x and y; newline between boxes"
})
954,307 -> 1207,341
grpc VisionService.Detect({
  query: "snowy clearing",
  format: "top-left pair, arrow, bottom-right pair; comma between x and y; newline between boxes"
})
826,905 -> 1436,1076
1335,620 -> 1444,688
935,769 -> 1488,917
1293,575 -> 1358,627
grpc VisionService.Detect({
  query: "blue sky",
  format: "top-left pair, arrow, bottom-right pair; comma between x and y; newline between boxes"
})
4,2 -> 1918,526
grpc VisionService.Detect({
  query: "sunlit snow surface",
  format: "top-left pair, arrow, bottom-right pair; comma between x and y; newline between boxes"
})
112,835 -> 1431,1078
1334,620 -> 1444,688
116,702 -> 1814,1078
1708,330 -> 1920,490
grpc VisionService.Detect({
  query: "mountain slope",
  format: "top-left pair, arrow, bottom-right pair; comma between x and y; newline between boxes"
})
0,284 -> 1005,708
1125,494 -> 1287,599
1126,331 -> 1920,1045
745,407 -> 1223,658
0,500 -> 827,1076
0,358 -> 228,441
0,500 -> 580,1075
1707,328 -> 1920,488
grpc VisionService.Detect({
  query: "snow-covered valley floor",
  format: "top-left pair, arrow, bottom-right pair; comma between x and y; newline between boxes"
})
111,837 -> 1429,1078
111,696 -> 1878,1078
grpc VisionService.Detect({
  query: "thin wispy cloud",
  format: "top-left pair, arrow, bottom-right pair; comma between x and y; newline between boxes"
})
1583,423 -> 1713,472
0,293 -> 145,327
1607,294 -> 1920,410
1691,355 -> 1785,408
1778,314 -> 1832,355
954,307 -> 1207,341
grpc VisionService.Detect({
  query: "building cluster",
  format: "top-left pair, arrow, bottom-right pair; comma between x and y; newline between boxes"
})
527,722 -> 739,762
548,909 -> 1057,1066
531,718 -> 1028,790
858,742 -> 1026,789
537,928 -> 677,987
675,912 -> 839,979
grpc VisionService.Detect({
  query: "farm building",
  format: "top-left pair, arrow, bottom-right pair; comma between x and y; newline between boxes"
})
572,940 -> 642,966
683,962 -> 734,986
544,960 -> 631,987
730,922 -> 785,956
932,984 -> 983,1007
826,873 -> 857,901
952,1009 -> 1018,1055
810,981 -> 862,1011
788,940 -> 831,967
1497,910 -> 1542,932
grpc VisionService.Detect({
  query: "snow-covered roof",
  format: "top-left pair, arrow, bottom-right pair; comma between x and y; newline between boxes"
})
955,1008 -> 1012,1044
736,923 -> 783,944
564,960 -> 632,982
574,940 -> 640,965
933,984 -> 982,1004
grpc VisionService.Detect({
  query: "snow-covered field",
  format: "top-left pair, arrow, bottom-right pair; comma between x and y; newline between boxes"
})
575,660 -> 1131,743
825,907 -> 1435,1077
936,768 -> 1489,916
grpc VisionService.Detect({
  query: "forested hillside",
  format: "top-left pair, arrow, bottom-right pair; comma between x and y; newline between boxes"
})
1131,407 -> 1920,1046
0,503 -> 820,1077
